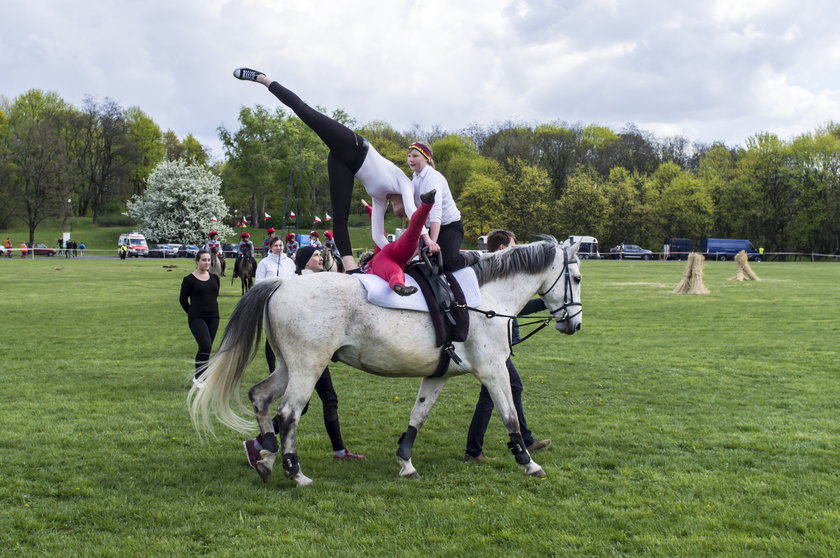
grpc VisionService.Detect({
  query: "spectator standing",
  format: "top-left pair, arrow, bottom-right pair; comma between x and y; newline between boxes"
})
463,229 -> 551,462
242,240 -> 364,467
179,250 -> 220,383
284,233 -> 299,259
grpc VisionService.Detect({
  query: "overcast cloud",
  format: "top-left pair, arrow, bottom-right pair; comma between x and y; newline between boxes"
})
2,0 -> 839,160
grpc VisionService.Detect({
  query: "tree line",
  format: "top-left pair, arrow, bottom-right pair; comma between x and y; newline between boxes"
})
0,89 -> 210,243
3,88 -> 839,254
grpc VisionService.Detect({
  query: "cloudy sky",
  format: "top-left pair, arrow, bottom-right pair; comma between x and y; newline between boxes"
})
2,0 -> 839,160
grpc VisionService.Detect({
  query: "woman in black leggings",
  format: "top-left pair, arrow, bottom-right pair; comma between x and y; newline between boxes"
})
241,244 -> 364,467
233,67 -> 418,271
179,250 -> 220,384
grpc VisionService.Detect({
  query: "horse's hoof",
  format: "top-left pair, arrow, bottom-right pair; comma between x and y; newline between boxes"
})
256,463 -> 272,482
399,471 -> 420,479
293,474 -> 313,487
528,468 -> 546,478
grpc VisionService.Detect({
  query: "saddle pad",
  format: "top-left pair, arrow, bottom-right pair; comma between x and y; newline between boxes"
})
354,267 -> 480,312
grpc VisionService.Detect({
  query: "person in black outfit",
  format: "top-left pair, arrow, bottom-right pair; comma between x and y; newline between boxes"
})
242,244 -> 364,468
464,230 -> 551,462
179,250 -> 220,383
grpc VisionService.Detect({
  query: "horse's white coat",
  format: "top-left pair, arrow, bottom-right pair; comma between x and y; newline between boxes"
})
189,238 -> 582,485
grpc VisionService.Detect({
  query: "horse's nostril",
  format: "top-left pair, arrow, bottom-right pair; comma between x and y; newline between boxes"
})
575,323 -> 581,331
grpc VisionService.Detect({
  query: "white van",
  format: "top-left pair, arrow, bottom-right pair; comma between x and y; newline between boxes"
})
567,235 -> 601,259
118,232 -> 149,257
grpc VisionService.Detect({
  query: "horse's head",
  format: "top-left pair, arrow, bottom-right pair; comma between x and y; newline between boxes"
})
538,237 -> 583,334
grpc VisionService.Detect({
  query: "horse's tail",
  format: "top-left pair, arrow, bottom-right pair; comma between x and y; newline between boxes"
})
188,280 -> 283,436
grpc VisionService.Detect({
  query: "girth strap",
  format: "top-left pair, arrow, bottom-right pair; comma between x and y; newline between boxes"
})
405,249 -> 470,378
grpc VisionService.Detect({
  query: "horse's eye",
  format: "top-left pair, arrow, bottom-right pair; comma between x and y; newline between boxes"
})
574,275 -> 582,283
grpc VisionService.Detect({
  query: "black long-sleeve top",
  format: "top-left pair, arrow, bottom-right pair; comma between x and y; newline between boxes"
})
179,273 -> 220,319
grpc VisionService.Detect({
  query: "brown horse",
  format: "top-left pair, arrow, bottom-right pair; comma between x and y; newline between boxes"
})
233,249 -> 255,295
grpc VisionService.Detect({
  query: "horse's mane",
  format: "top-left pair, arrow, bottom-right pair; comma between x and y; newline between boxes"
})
473,236 -> 558,286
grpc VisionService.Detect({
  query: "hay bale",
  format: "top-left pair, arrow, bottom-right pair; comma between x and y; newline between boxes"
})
672,252 -> 710,294
729,250 -> 761,281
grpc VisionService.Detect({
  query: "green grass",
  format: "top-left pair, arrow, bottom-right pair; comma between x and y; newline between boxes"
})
1,258 -> 838,557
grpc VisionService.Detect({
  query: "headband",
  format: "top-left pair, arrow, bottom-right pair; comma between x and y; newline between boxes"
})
408,142 -> 432,162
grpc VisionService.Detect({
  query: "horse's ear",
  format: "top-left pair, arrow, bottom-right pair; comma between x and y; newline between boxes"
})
568,238 -> 582,256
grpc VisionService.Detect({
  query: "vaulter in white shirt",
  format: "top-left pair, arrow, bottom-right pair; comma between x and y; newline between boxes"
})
407,141 -> 476,271
233,67 -> 417,270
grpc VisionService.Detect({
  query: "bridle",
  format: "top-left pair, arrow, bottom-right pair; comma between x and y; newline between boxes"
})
537,246 -> 582,324
457,244 -> 582,348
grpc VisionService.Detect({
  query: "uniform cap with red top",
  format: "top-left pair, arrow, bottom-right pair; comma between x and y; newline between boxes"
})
285,233 -> 296,242
266,227 -> 275,234
309,231 -> 319,238
208,230 -> 218,236
324,230 -> 333,239
241,232 -> 251,238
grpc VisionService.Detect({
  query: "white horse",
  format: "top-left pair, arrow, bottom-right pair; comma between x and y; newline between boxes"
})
189,237 -> 582,486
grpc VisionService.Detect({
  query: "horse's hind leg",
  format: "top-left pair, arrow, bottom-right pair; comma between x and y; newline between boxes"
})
274,370 -> 322,487
481,371 -> 544,478
247,365 -> 289,482
396,377 -> 448,478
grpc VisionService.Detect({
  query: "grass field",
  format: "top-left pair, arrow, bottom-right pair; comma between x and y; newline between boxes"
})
1,256 -> 838,557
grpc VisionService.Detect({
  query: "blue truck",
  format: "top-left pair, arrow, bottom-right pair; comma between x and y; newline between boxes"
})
701,238 -> 762,262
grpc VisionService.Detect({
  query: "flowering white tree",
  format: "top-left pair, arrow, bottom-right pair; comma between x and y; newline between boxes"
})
127,160 -> 233,244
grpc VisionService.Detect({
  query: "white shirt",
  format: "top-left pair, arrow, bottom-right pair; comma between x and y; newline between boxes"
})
255,252 -> 296,282
411,165 -> 461,226
355,143 -> 418,250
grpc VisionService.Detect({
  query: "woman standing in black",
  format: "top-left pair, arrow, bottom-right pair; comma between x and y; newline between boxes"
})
180,250 -> 220,384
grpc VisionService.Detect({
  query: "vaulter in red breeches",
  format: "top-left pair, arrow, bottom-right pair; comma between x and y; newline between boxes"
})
365,190 -> 435,296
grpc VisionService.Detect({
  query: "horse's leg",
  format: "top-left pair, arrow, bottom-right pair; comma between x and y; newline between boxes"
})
246,364 -> 290,483
480,370 -> 545,478
396,377 -> 448,478
271,370 -> 322,487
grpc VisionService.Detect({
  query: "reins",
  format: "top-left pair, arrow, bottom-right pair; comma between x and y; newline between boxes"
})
454,245 -> 581,350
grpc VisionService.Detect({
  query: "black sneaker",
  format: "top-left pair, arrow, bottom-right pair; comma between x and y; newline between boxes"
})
233,67 -> 265,81
420,189 -> 436,204
393,284 -> 417,296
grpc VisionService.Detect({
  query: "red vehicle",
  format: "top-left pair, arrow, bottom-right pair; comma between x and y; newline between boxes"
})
25,242 -> 57,256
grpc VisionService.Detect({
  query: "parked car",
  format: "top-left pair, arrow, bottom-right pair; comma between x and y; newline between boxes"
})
148,243 -> 182,258
610,244 -> 653,260
26,242 -> 57,256
222,242 -> 238,259
177,244 -> 200,258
